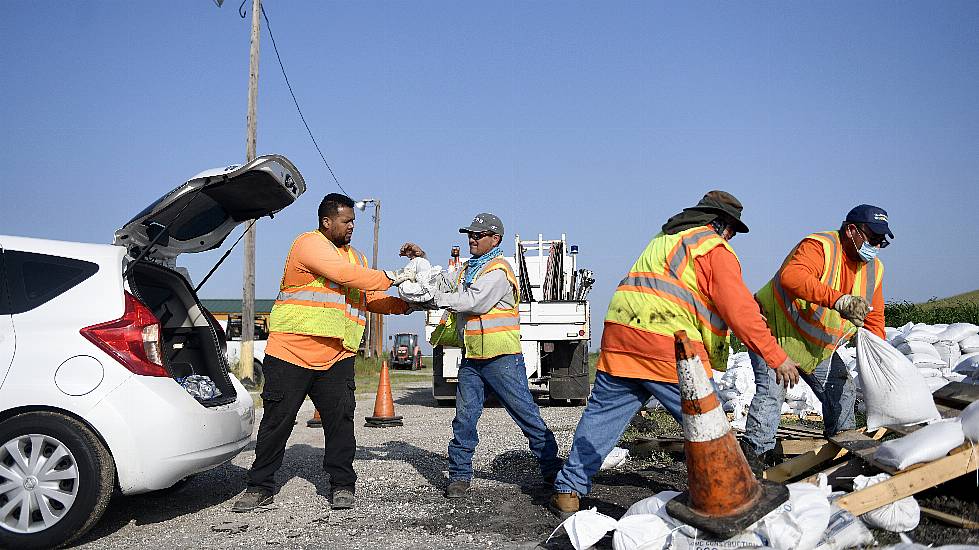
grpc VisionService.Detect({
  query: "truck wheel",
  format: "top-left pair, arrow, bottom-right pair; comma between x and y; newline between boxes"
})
0,412 -> 115,550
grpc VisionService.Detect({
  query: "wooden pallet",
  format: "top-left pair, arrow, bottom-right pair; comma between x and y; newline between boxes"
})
763,382 -> 979,522
632,424 -> 826,457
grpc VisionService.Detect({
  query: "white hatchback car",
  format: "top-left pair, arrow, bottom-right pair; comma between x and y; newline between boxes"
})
0,155 -> 306,549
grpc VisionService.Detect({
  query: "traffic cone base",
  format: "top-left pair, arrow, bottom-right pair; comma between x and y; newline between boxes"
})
669,331 -> 789,539
365,360 -> 402,428
666,476 -> 788,539
307,409 -> 322,428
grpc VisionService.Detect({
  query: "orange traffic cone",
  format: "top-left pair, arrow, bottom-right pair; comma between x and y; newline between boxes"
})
365,360 -> 403,428
307,408 -> 322,428
665,331 -> 788,539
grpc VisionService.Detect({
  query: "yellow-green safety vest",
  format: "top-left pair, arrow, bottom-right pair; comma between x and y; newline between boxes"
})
268,232 -> 370,352
429,257 -> 522,360
605,226 -> 734,372
755,230 -> 883,373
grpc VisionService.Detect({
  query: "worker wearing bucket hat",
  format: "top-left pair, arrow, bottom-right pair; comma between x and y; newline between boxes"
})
743,204 -> 892,469
549,191 -> 799,517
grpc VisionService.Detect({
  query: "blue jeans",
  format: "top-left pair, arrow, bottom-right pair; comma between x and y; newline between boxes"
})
553,371 -> 684,496
448,354 -> 562,482
743,351 -> 855,455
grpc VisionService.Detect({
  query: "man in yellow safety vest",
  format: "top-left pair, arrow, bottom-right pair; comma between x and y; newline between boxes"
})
232,193 -> 416,513
743,204 -> 891,468
401,212 -> 562,499
548,191 -> 800,517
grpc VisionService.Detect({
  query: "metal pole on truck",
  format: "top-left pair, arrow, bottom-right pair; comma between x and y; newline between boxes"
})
240,0 -> 262,385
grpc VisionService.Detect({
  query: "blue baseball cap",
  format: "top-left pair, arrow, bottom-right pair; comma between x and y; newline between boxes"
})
845,204 -> 893,239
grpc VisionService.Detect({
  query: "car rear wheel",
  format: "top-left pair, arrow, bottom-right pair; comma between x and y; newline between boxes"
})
0,412 -> 115,550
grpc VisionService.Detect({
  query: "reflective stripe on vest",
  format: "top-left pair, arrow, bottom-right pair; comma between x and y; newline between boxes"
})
269,232 -> 370,352
756,231 -> 883,372
605,226 -> 734,372
430,257 -> 522,359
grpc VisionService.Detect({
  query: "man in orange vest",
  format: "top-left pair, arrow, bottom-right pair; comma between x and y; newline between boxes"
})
232,193 -> 417,513
744,205 -> 891,469
549,191 -> 800,517
401,213 -> 562,499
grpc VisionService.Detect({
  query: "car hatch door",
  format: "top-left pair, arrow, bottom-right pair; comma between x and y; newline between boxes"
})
113,154 -> 306,263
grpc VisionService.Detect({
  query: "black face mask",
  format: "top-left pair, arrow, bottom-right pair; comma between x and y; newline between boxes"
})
709,218 -> 735,240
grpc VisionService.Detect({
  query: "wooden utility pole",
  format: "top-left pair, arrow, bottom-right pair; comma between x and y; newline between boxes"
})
371,201 -> 382,358
240,0 -> 261,384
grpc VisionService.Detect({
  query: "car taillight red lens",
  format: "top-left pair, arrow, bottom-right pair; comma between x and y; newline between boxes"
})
80,291 -> 168,377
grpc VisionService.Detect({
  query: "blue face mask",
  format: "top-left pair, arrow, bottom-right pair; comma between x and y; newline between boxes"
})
857,241 -> 879,263
849,227 -> 879,263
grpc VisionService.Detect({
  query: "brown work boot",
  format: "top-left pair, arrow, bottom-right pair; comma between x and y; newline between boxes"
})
548,492 -> 579,519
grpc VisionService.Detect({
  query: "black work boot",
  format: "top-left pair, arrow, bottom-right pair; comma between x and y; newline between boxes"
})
331,488 -> 356,509
231,488 -> 273,512
738,440 -> 768,477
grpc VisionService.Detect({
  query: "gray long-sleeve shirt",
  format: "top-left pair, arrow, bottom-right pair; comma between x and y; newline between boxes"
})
433,268 -> 517,343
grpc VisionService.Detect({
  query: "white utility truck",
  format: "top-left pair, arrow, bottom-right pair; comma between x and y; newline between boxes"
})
427,234 -> 595,405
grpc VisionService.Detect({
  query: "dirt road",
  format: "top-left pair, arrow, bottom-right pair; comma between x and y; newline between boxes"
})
72,380 -> 979,549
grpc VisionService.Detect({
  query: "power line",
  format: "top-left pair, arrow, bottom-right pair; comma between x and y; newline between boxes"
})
258,4 -> 350,196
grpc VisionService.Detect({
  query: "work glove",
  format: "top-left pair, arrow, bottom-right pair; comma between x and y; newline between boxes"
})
385,266 -> 417,287
834,294 -> 871,327
405,299 -> 438,314
773,357 -> 801,389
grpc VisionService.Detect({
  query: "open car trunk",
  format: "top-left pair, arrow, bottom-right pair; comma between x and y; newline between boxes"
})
127,261 -> 236,407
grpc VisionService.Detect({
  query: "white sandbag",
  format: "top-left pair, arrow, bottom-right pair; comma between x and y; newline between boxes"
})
755,482 -> 832,550
885,326 -> 901,340
954,353 -> 979,374
897,340 -> 942,361
813,506 -> 874,550
612,514 -> 672,550
959,400 -> 979,443
911,358 -> 947,371
937,322 -> 979,343
925,377 -> 951,393
852,473 -> 920,532
717,388 -> 740,403
836,345 -> 856,365
915,367 -> 943,378
961,334 -> 979,354
933,340 -> 962,368
547,508 -> 618,550
623,491 -> 681,517
856,329 -> 941,431
396,257 -> 447,303
905,326 -> 940,344
874,419 -> 964,470
601,447 -> 630,470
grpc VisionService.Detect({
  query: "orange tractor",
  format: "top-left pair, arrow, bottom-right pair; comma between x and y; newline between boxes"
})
390,333 -> 423,370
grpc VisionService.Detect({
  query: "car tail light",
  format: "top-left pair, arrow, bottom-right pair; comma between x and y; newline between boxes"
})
80,291 -> 168,377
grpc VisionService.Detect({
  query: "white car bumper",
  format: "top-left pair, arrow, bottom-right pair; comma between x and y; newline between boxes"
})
87,375 -> 255,494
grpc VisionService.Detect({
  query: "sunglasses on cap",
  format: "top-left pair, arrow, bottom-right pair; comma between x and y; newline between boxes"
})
855,224 -> 890,248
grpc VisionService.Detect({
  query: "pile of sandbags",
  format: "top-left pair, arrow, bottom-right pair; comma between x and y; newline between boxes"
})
884,322 -> 979,393
715,352 -> 823,429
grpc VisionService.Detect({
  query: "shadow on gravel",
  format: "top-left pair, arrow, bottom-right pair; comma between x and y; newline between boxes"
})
394,386 -> 442,407
71,463 -> 249,547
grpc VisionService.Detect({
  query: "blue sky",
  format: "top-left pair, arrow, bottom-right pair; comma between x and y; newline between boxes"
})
2,1 -> 978,350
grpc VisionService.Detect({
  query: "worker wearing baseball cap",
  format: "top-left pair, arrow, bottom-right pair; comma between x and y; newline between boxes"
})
743,204 -> 892,471
399,213 -> 562,500
549,191 -> 800,517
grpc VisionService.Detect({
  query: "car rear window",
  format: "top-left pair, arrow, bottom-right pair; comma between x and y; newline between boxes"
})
0,251 -> 99,314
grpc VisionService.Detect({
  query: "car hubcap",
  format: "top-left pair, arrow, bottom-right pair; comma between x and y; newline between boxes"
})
0,434 -> 79,534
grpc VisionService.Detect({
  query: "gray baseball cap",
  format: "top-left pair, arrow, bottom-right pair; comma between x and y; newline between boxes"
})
459,212 -> 505,236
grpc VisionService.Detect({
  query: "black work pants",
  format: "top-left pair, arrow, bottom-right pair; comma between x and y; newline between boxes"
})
247,354 -> 357,493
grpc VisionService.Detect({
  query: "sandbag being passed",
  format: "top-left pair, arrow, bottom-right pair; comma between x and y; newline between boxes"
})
856,329 -> 941,431
396,257 -> 448,303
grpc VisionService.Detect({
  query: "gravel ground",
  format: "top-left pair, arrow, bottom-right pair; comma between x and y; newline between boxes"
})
71,380 -> 979,549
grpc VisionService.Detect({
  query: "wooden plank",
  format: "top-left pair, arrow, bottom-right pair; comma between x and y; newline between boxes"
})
836,444 -> 979,516
777,438 -> 826,456
765,427 -> 884,483
932,382 -> 979,409
920,506 -> 979,530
